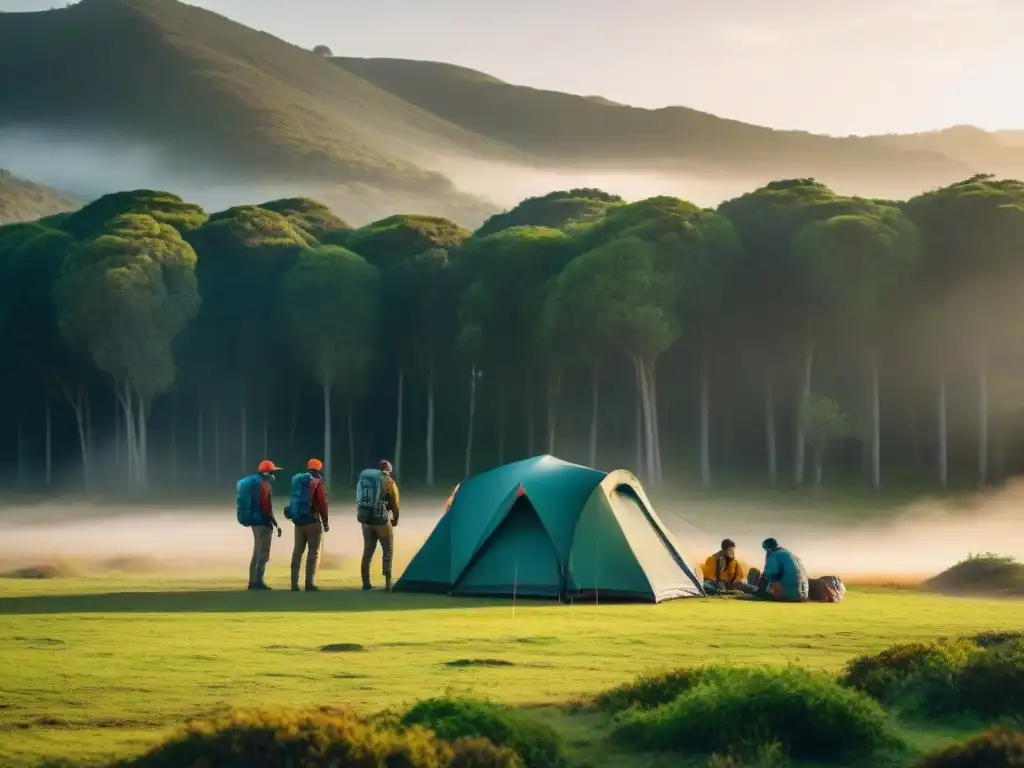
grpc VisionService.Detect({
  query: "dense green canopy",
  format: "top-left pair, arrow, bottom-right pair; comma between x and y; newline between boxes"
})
1,176 -> 1022,496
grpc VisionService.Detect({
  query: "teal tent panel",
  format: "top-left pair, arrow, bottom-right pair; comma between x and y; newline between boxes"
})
447,457 -> 545,580
522,458 -> 606,563
394,510 -> 453,592
568,487 -> 655,600
453,498 -> 562,598
608,487 -> 703,599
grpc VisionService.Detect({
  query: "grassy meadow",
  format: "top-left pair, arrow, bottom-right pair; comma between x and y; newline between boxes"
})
2,560 -> 1023,767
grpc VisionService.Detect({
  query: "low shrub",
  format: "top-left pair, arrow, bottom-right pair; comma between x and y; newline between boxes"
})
613,666 -> 897,762
969,629 -> 1024,649
915,726 -> 1024,767
840,640 -> 978,714
449,738 -> 523,768
959,640 -> 1024,716
924,553 -> 1024,597
402,698 -> 566,768
111,706 -> 516,768
594,668 -> 707,713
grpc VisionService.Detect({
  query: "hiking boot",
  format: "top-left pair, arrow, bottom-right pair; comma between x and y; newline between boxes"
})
305,584 -> 321,592
385,576 -> 393,593
291,585 -> 300,592
362,583 -> 373,591
253,582 -> 272,590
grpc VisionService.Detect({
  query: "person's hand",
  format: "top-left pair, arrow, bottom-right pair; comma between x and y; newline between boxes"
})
276,527 -> 283,538
323,524 -> 330,533
392,519 -> 399,528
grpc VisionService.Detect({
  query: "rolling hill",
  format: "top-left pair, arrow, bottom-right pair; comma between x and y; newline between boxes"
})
332,56 -> 995,196
0,169 -> 79,224
1,0 -> 1022,225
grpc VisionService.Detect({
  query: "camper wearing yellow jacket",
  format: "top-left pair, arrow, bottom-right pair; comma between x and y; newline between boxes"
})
702,539 -> 750,593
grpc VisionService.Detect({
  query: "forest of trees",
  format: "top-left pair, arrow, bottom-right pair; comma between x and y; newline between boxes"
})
2,177 -> 1023,498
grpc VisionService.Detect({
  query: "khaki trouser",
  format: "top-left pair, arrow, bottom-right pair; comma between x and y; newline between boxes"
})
360,523 -> 394,586
249,525 -> 273,585
291,522 -> 324,588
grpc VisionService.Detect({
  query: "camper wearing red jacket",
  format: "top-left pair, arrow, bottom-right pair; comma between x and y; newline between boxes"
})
288,458 -> 330,591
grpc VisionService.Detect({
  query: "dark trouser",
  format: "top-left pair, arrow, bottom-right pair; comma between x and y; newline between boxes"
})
291,522 -> 324,589
360,523 -> 394,587
249,525 -> 273,585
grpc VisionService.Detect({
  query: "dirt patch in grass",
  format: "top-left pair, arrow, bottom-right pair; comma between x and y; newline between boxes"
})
445,658 -> 516,668
319,643 -> 366,653
923,554 -> 1024,597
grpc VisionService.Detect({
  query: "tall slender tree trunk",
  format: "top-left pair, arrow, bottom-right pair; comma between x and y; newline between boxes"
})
44,398 -> 52,487
465,364 -> 478,478
196,407 -> 204,484
813,446 -> 824,492
526,385 -> 535,457
73,391 -> 90,490
347,407 -> 355,483
794,342 -> 816,486
648,359 -> 663,485
240,401 -> 247,471
425,362 -> 435,486
123,385 -> 134,491
765,375 -> 778,485
497,380 -> 506,465
84,393 -> 93,472
870,351 -> 881,491
937,374 -> 948,490
546,370 -> 561,456
170,396 -> 178,484
16,418 -> 25,487
114,390 -> 121,472
589,364 -> 600,468
213,410 -> 221,484
699,352 -> 711,488
978,355 -> 989,486
262,412 -> 269,459
907,394 -> 922,469
634,357 -> 657,485
323,383 -> 332,489
137,390 -> 149,491
393,367 -> 404,478
634,386 -> 643,476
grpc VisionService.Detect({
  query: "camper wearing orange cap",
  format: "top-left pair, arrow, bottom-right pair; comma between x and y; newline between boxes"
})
236,459 -> 283,590
286,458 -> 330,591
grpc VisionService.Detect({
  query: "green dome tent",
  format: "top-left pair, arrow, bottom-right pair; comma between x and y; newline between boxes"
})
394,455 -> 705,602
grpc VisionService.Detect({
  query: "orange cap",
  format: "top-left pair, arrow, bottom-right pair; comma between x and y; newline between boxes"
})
257,459 -> 282,474
307,458 -> 323,472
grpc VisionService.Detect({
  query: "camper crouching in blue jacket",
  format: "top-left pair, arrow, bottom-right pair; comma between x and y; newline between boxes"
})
757,538 -> 809,602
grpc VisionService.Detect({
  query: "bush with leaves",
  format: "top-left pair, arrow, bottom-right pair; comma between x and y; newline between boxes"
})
914,726 -> 1024,768
402,697 -> 566,768
110,706 -> 518,768
612,666 -> 897,762
959,637 -> 1024,717
840,639 -> 979,714
594,668 -> 707,713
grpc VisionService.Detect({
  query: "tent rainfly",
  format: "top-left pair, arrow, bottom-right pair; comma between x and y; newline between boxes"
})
394,455 -> 705,602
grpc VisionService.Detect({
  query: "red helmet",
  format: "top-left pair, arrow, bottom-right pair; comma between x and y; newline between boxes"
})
379,459 -> 393,473
257,460 -> 282,474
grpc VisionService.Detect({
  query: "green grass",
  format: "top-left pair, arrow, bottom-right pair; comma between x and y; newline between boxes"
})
1,564 -> 1022,767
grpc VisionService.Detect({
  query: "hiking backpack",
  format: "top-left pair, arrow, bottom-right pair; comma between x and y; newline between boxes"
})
808,575 -> 846,603
235,474 -> 263,526
287,472 -> 317,526
355,468 -> 389,525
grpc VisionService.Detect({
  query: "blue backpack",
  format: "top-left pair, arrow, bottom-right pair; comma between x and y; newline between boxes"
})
288,472 -> 316,525
356,468 -> 388,525
235,474 -> 263,526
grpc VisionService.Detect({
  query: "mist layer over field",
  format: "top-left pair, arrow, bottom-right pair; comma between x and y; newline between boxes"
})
3,482 -> 1022,587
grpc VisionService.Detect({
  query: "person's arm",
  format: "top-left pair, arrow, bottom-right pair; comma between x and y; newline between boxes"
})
388,479 -> 400,525
701,555 -> 716,582
762,552 -> 781,582
260,480 -> 281,530
313,480 -> 329,529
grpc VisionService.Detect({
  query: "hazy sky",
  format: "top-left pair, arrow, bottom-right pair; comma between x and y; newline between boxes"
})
2,0 -> 1020,135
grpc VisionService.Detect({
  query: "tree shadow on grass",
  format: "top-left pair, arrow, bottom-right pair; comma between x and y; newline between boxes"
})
0,588 -> 533,615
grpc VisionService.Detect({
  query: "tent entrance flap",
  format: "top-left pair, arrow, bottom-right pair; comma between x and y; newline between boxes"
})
452,496 -> 562,598
608,486 -> 703,599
